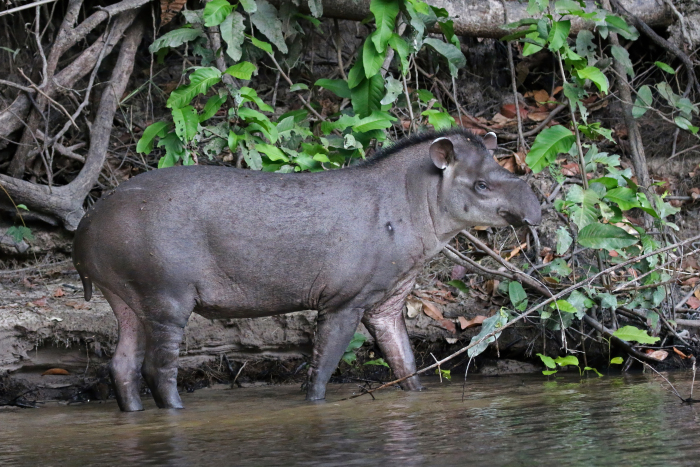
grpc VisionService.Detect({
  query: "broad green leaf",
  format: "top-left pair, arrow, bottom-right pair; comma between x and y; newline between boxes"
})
380,75 -> 403,105
598,292 -> 617,310
610,357 -> 624,364
242,146 -> 262,170
675,116 -> 699,135
199,94 -> 227,122
555,226 -> 572,255
220,11 -> 246,62
353,110 -> 397,132
655,61 -> 675,74
370,0 -> 400,53
468,309 -> 510,358
508,281 -> 528,311
527,0 -> 548,15
307,0 -> 322,17
342,351 -> 357,365
612,325 -> 659,344
238,86 -> 274,112
363,36 -> 387,78
181,9 -> 204,24
575,66 -> 609,94
421,109 -> 455,130
523,31 -> 545,56
554,0 -> 583,14
250,0 -> 288,53
575,30 -> 595,61
345,332 -> 367,352
550,299 -> 577,313
315,79 -> 352,98
547,258 -> 572,277
423,38 -> 466,75
203,0 -> 233,27
351,74 -> 385,118
632,85 -> 652,118
148,28 -> 204,53
537,353 -> 556,369
567,290 -> 593,319
256,143 -> 289,162
364,358 -> 390,368
554,355 -> 579,367
250,36 -> 273,53
225,61 -> 256,80
167,67 -> 222,109
603,187 -> 640,210
16,204 -> 28,211
447,280 -> 469,294
548,20 -> 570,52
136,121 -> 170,154
567,187 -> 600,229
388,34 -> 410,74
543,370 -> 558,376
238,107 -> 272,124
289,83 -> 309,92
584,366 -> 603,377
611,45 -> 634,78
605,15 -> 638,40
6,226 -> 33,243
172,106 -> 199,141
577,223 -> 638,250
240,0 -> 256,12
526,125 -> 575,173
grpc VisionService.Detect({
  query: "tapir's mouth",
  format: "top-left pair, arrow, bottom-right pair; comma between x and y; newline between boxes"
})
498,208 -> 537,227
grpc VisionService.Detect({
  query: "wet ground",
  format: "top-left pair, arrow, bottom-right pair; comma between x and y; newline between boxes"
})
2,372 -> 700,466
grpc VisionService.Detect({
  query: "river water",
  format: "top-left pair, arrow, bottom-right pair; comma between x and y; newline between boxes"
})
2,372 -> 700,466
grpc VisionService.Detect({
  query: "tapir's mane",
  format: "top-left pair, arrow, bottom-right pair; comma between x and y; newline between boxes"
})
358,128 -> 486,167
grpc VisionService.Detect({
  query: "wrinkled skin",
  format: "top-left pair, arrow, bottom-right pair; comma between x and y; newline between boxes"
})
73,130 -> 541,412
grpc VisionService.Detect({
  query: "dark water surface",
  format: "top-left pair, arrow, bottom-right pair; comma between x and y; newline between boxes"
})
2,372 -> 700,466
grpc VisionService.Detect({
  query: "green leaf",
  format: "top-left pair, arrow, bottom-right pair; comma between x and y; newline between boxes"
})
675,116 -> 699,135
583,366 -> 603,377
611,45 -> 634,78
575,30 -> 595,61
203,0 -> 233,27
148,28 -> 204,54
555,226 -> 572,255
256,143 -> 289,162
610,357 -> 624,365
537,353 -> 556,369
240,0 -> 257,12
542,370 -> 558,376
315,79 -> 352,98
423,38 -> 466,75
16,204 -> 28,211
468,309 -> 510,358
612,326 -> 659,344
421,109 -> 455,131
509,281 -> 528,311
388,34 -> 410,74
238,86 -> 274,112
567,290 -> 593,319
250,0 -> 288,53
554,355 -> 579,367
548,20 -> 570,52
370,0 -> 400,53
604,187 -> 640,210
353,110 -> 397,132
6,226 -> 33,243
605,15 -> 638,40
249,36 -> 273,54
550,299 -> 577,313
225,61 -> 257,80
342,351 -> 357,365
567,187 -> 600,229
307,0 -> 323,17
363,36 -> 387,78
136,121 -> 170,154
351,74 -> 385,118
345,332 -> 367,352
575,66 -> 609,94
167,67 -> 222,109
172,106 -> 199,142
289,83 -> 309,92
655,61 -> 675,74
547,258 -> 572,277
380,75 -> 403,105
364,358 -> 390,368
447,280 -> 469,294
577,223 -> 638,250
598,292 -> 617,310
632,85 -> 652,118
526,125 -> 575,173
241,146 -> 262,170
199,94 -> 227,122
220,11 -> 246,61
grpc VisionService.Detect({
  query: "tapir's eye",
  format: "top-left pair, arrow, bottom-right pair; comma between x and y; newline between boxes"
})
475,181 -> 488,192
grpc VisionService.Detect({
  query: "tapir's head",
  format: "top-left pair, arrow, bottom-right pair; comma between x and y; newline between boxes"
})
429,131 -> 541,229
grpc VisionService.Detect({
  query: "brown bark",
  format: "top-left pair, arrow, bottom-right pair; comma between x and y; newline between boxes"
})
271,0 -> 673,39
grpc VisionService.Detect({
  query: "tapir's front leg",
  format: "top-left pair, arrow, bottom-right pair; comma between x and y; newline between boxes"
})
307,307 -> 365,400
362,284 -> 423,391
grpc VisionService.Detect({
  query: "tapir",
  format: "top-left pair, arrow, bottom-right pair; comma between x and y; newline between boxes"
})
72,129 -> 541,412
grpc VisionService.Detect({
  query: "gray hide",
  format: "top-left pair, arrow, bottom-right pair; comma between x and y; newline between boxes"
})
72,129 -> 541,411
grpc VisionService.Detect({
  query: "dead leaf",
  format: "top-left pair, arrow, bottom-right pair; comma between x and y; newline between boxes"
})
644,349 -> 669,361
420,299 -> 444,320
532,89 -> 549,104
694,288 -> 700,300
543,277 -> 559,284
609,250 -> 619,258
31,297 -> 48,307
53,287 -> 65,297
42,368 -> 69,376
459,315 -> 487,329
499,156 -> 517,173
513,151 -> 530,174
484,279 -> 499,295
451,265 -> 467,280
686,296 -> 700,309
406,297 -> 423,318
673,347 -> 690,359
552,86 -> 563,96
438,319 -> 457,334
64,301 -> 89,310
504,243 -> 527,261
160,0 -> 187,26
472,226 -> 489,231
682,277 -> 699,287
500,104 -> 528,119
528,111 -> 550,122
561,162 -> 581,176
22,278 -> 34,289
491,113 -> 513,126
543,252 -> 554,264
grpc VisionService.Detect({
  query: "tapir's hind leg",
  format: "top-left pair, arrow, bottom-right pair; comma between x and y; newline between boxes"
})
103,289 -> 146,412
141,317 -> 186,409
307,308 -> 364,401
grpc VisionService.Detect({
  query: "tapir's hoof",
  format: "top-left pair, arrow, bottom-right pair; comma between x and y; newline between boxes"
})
305,389 -> 326,401
400,376 -> 424,392
117,400 -> 144,412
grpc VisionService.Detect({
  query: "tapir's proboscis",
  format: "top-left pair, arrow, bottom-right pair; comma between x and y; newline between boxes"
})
73,129 -> 541,412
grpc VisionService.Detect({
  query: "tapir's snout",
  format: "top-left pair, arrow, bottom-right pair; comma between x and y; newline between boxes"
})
497,180 -> 542,227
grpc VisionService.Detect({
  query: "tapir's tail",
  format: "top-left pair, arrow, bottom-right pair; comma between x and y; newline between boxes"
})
80,274 -> 93,301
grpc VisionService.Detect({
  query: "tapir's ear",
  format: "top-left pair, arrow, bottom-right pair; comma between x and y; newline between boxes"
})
429,137 -> 455,170
483,132 -> 498,151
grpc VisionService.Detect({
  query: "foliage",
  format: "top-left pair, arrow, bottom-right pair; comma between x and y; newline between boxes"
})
342,332 -> 367,365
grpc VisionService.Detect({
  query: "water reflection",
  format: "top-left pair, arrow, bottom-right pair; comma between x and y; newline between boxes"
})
2,373 -> 700,465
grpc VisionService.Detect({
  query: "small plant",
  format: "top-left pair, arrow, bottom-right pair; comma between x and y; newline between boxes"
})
341,332 -> 367,365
